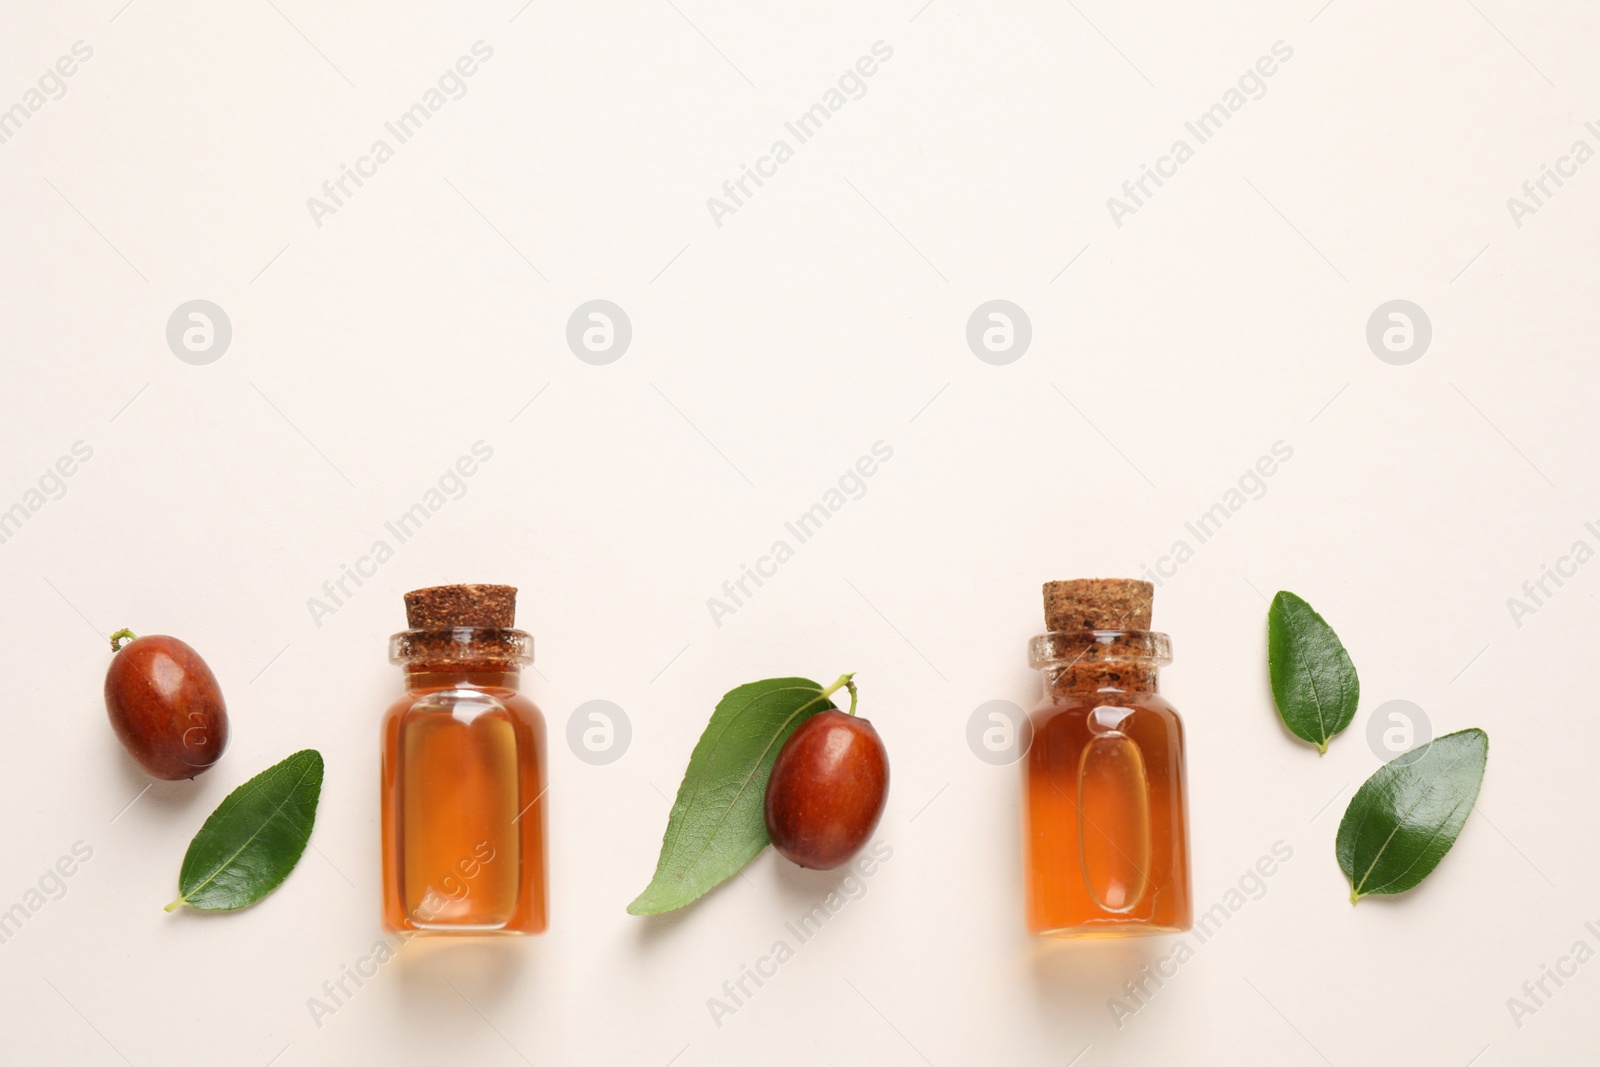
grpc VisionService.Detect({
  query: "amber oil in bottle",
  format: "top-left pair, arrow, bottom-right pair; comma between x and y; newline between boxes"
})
380,584 -> 548,934
1022,579 -> 1191,936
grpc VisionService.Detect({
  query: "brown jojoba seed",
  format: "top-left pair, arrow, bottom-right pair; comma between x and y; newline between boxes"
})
104,630 -> 229,781
765,710 -> 889,870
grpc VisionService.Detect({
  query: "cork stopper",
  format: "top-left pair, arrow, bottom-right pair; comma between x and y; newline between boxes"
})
1042,578 -> 1153,631
404,584 -> 517,630
392,584 -> 530,674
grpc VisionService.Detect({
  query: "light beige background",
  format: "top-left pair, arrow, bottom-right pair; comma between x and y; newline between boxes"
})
1,1 -> 1595,1064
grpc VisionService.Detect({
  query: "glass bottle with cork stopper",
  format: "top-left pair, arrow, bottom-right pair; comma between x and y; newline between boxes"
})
1022,578 -> 1191,936
380,584 -> 549,934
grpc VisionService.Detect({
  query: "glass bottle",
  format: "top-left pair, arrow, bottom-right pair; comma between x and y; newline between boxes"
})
380,584 -> 548,934
1022,579 -> 1191,936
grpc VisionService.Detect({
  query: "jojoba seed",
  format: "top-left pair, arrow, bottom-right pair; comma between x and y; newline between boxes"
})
104,632 -> 229,780
764,710 -> 889,870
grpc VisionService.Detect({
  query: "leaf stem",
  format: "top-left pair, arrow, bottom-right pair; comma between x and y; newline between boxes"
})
109,628 -> 138,652
164,896 -> 184,912
821,672 -> 858,715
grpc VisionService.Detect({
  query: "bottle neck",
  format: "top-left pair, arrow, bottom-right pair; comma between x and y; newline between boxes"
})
389,627 -> 533,686
1041,663 -> 1161,696
1029,631 -> 1170,698
403,669 -> 521,692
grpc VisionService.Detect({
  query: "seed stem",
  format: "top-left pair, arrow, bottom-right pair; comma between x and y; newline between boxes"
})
109,628 -> 138,652
820,672 -> 859,715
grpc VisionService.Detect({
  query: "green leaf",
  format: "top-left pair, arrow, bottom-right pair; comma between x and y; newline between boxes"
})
1268,590 -> 1360,753
1337,728 -> 1488,903
628,676 -> 850,915
166,749 -> 324,912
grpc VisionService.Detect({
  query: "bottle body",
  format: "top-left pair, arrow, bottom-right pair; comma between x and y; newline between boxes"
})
1022,631 -> 1191,936
381,654 -> 548,934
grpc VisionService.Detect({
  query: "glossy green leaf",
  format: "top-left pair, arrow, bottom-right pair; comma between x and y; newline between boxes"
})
166,749 -> 324,912
1337,728 -> 1488,903
628,676 -> 850,915
1268,590 -> 1359,753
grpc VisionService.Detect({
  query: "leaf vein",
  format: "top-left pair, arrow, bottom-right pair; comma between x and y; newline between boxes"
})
1279,603 -> 1330,745
1353,741 -> 1476,896
180,757 -> 318,904
671,686 -> 832,880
